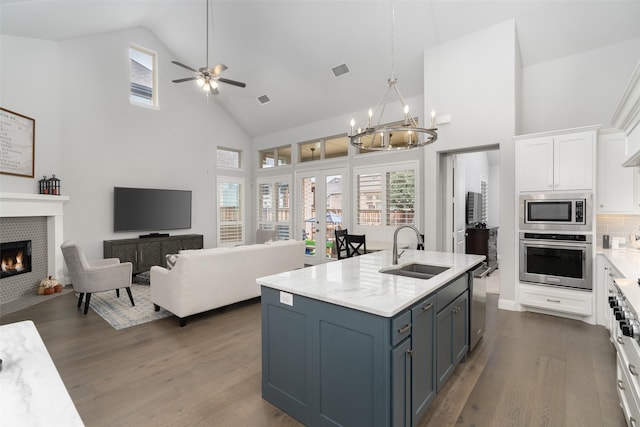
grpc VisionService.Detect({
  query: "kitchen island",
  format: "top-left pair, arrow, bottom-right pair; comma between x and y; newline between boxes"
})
258,249 -> 484,427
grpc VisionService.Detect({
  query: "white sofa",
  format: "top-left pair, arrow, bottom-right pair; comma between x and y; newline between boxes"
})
150,239 -> 305,326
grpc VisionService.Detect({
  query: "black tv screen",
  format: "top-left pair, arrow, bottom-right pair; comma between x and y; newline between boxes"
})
114,187 -> 192,232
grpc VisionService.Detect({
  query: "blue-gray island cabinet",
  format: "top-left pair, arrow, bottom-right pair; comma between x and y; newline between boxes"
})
258,249 -> 484,427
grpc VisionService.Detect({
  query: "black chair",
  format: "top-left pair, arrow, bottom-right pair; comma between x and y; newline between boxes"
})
417,234 -> 425,250
335,229 -> 349,260
346,234 -> 367,257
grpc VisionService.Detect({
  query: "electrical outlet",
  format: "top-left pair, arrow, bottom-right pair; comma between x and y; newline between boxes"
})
279,291 -> 293,306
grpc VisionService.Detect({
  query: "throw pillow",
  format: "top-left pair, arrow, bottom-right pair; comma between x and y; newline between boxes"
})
166,253 -> 179,270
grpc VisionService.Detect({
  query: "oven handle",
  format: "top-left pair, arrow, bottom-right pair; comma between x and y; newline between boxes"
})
521,240 -> 590,250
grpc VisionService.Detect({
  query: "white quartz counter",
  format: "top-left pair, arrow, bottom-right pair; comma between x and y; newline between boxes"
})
0,320 -> 84,426
257,249 -> 485,317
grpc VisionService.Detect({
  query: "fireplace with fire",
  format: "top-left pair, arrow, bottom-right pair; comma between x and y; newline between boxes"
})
1,240 -> 32,279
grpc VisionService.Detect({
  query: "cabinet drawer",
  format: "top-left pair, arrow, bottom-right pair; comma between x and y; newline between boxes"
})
437,274 -> 468,312
391,310 -> 412,346
617,351 -> 640,426
519,284 -> 592,316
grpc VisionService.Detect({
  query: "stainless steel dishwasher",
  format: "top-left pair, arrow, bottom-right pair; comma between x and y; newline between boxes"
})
470,265 -> 489,351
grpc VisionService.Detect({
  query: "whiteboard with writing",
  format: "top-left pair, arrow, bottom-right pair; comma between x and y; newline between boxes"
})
0,108 -> 35,178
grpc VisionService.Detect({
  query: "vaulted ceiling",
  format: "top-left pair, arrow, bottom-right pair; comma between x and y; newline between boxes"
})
2,0 -> 640,137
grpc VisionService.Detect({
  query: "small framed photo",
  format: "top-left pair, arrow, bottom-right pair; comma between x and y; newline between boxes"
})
0,107 -> 35,178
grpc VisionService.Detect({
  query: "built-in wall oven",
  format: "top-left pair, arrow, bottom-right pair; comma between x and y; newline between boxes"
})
519,192 -> 592,232
519,232 -> 592,290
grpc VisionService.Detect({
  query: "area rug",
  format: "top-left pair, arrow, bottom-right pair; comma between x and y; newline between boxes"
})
79,284 -> 171,330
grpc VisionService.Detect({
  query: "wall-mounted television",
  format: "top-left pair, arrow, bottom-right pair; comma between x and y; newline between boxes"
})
114,187 -> 192,232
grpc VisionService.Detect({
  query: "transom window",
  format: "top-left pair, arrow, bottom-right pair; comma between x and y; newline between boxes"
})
260,145 -> 291,168
217,147 -> 241,169
129,44 -> 157,107
299,134 -> 349,162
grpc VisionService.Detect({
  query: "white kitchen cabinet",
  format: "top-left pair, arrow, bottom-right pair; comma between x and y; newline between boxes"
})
518,282 -> 593,319
516,127 -> 597,192
597,130 -> 640,213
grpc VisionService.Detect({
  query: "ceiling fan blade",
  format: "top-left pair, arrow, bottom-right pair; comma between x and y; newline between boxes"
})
172,77 -> 199,83
171,61 -> 198,73
218,77 -> 246,88
211,63 -> 228,76
210,86 -> 219,95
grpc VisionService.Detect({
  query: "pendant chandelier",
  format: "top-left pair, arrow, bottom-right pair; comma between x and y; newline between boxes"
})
349,1 -> 438,151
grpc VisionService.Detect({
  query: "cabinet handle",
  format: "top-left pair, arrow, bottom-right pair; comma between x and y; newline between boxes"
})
135,251 -> 138,262
618,379 -> 625,390
422,303 -> 433,311
406,349 -> 414,357
546,299 -> 561,303
397,324 -> 411,334
630,364 -> 639,376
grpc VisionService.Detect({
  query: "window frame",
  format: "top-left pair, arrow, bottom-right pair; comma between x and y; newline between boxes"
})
217,176 -> 245,246
217,146 -> 242,170
298,133 -> 349,163
259,145 -> 292,169
129,44 -> 158,108
353,160 -> 420,231
256,176 -> 292,240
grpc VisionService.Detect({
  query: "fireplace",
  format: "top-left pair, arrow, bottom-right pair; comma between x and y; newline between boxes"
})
1,240 -> 33,279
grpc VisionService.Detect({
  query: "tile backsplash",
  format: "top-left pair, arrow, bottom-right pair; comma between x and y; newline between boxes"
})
596,214 -> 640,248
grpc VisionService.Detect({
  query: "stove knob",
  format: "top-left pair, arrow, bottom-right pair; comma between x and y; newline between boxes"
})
610,297 -> 618,308
615,307 -> 625,320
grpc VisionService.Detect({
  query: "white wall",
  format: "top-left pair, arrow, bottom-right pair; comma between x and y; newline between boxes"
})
0,35 -> 62,193
424,21 -> 519,305
1,29 -> 253,260
522,37 -> 640,134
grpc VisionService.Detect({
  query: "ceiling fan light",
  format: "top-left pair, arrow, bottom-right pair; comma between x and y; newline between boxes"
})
210,80 -> 219,89
196,77 -> 205,87
202,81 -> 211,91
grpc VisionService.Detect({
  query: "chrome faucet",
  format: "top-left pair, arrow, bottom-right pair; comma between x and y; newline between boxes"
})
392,225 -> 424,265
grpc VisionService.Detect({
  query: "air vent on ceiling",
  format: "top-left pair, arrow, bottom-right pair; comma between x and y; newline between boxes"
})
331,63 -> 350,78
257,94 -> 271,105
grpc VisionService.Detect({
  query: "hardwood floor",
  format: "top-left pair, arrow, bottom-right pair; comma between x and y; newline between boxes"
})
1,289 -> 625,426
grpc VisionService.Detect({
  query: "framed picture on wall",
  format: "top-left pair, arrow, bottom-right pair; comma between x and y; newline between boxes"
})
0,107 -> 35,178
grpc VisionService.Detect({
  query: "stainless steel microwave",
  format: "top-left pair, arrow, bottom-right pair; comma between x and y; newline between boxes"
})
519,193 -> 592,231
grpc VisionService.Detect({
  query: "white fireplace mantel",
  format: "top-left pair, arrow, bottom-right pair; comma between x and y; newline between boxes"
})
1,192 -> 70,282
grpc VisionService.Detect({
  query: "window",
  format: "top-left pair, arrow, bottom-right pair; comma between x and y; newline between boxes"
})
257,177 -> 291,240
299,134 -> 349,163
217,177 -> 244,245
480,178 -> 488,223
217,147 -> 241,169
259,145 -> 291,168
129,45 -> 157,107
355,163 -> 417,226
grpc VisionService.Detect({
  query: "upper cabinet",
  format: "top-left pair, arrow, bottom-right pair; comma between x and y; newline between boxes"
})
516,127 -> 597,192
597,130 -> 640,213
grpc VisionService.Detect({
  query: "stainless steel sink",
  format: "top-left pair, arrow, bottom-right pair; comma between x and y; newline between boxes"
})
380,263 -> 450,279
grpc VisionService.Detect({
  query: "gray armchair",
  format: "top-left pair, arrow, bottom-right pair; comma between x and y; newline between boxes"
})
61,241 -> 135,315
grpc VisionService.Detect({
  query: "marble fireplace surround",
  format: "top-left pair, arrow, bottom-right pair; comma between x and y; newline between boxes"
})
0,192 -> 69,284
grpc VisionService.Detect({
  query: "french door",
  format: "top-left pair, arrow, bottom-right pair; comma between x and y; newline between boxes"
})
297,168 -> 347,265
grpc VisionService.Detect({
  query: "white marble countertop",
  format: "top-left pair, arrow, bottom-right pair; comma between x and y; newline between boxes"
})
0,320 -> 84,426
257,249 -> 485,317
598,247 -> 640,280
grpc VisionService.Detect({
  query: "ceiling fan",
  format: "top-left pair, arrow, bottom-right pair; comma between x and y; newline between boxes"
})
171,0 -> 246,95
